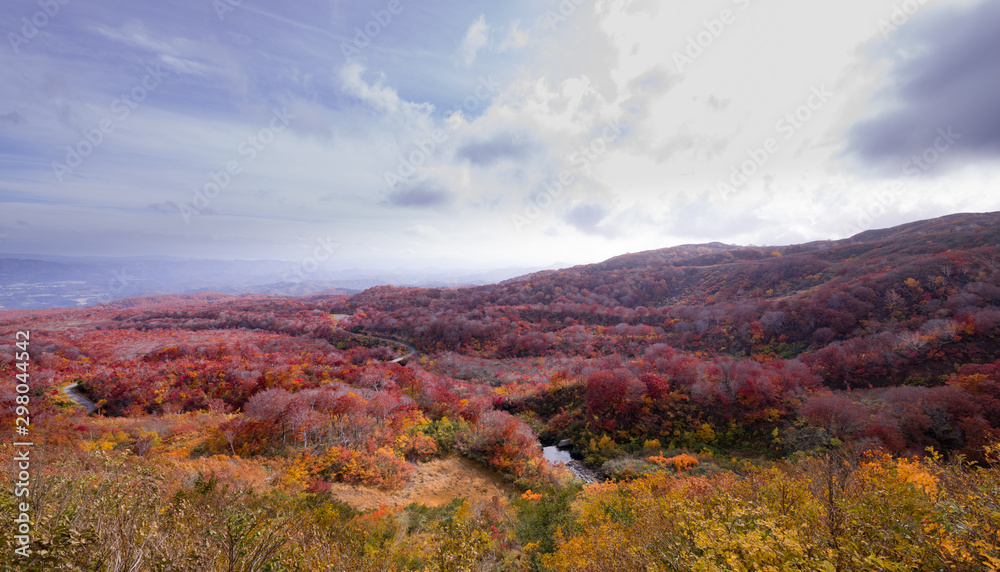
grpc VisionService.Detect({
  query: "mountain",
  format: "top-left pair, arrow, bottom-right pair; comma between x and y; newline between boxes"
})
3,212 -> 998,569
338,211 -> 1000,389
0,255 -> 557,310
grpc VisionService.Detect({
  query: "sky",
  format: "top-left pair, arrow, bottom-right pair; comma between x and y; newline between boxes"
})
1,0 -> 999,272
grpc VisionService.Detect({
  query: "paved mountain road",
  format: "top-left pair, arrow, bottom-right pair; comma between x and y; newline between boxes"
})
63,382 -> 97,414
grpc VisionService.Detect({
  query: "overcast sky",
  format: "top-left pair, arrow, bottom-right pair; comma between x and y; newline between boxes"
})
1,0 -> 998,270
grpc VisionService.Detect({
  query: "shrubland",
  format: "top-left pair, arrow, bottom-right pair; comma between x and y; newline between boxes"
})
3,212 -> 1000,569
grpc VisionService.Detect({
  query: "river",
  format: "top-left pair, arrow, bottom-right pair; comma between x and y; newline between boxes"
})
543,446 -> 598,483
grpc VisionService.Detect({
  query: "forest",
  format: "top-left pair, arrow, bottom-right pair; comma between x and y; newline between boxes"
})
2,212 -> 1000,570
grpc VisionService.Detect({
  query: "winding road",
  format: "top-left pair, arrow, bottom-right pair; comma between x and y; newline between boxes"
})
332,314 -> 417,364
375,334 -> 417,364
62,382 -> 98,414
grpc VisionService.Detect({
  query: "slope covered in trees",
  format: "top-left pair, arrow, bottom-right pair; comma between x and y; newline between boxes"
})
2,212 -> 1000,569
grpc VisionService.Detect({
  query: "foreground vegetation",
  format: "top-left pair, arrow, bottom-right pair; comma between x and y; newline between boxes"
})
2,433 -> 998,570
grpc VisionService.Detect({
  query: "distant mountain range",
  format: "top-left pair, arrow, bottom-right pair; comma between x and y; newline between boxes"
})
4,212 -> 998,311
0,255 -> 558,310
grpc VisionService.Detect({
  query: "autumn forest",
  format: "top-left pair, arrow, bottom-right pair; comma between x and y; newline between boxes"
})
3,212 -> 1000,570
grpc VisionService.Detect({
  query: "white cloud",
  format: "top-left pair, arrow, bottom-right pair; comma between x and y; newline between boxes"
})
158,54 -> 208,76
94,22 -> 208,76
498,21 -> 529,52
338,62 -> 433,125
457,15 -> 490,67
405,225 -> 444,239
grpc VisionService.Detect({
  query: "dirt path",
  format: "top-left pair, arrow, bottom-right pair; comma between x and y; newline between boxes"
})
326,456 -> 513,511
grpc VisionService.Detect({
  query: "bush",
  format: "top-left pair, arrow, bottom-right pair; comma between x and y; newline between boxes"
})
648,452 -> 699,472
601,458 -> 663,480
317,446 -> 415,490
456,410 -> 561,487
583,435 -> 622,467
419,417 -> 467,453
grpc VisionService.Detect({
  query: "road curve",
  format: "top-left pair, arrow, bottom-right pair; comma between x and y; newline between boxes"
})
331,314 -> 417,364
62,382 -> 98,414
363,333 -> 417,364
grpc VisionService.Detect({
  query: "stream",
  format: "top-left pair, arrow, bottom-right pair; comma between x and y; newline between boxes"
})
543,446 -> 599,484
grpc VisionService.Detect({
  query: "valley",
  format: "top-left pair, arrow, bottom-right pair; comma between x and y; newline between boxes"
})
2,212 -> 1000,570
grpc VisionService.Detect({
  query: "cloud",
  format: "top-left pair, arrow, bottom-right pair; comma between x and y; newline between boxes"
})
0,112 -> 24,129
339,62 -> 404,113
564,203 -> 609,235
282,98 -> 334,139
456,133 -> 530,166
158,55 -> 208,76
94,22 -> 209,76
702,96 -> 731,112
664,197 -> 762,241
498,21 -> 528,52
386,185 -> 451,208
149,201 -> 218,216
339,62 -> 432,121
3,0 -> 998,269
457,15 -> 490,67
405,224 -> 444,239
147,202 -> 178,213
845,0 -> 1000,173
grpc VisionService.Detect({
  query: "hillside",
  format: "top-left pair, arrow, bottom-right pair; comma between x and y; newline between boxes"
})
2,212 -> 999,569
340,212 -> 1000,387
